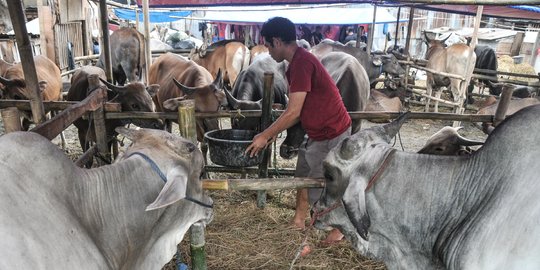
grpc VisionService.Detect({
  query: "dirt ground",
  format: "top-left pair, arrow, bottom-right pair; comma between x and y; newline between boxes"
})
0,102 -> 488,270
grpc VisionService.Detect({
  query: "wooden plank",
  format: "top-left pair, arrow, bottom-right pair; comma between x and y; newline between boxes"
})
0,107 -> 22,133
38,5 -> 55,62
510,32 -> 525,57
30,88 -> 107,140
202,178 -> 325,191
99,0 -> 113,82
0,100 -> 121,112
257,72 -> 275,209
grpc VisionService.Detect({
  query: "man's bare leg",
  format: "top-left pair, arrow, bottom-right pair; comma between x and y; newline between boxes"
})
292,188 -> 309,230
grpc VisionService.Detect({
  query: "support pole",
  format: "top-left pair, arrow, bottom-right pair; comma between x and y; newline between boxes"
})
99,0 -> 113,82
190,222 -> 207,270
454,5 -> 482,127
493,85 -> 513,127
177,99 -> 197,144
257,72 -> 274,209
367,4 -> 377,53
1,107 -> 22,133
142,0 -> 151,84
7,1 -> 45,124
404,7 -> 415,55
394,7 -> 401,49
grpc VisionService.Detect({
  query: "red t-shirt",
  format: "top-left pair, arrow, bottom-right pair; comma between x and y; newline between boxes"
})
286,47 -> 351,141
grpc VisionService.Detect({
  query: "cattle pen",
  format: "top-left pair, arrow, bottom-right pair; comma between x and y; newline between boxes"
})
0,0 -> 539,269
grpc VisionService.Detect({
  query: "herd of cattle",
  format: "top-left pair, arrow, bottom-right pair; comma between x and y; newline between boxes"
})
0,26 -> 539,269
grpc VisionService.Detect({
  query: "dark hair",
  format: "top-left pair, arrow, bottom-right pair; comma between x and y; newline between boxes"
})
260,17 -> 296,45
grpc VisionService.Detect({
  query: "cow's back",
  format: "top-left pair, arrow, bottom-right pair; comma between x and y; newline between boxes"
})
320,52 -> 370,133
445,44 -> 475,77
0,132 -> 107,269
100,27 -> 145,84
191,41 -> 249,87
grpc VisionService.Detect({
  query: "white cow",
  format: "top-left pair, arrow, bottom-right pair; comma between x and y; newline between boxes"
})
314,105 -> 540,269
0,127 -> 213,269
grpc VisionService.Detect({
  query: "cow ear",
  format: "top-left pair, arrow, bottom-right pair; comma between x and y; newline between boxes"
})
342,173 -> 370,241
146,166 -> 188,211
372,57 -> 382,66
146,84 -> 160,97
38,80 -> 48,93
116,126 -> 143,141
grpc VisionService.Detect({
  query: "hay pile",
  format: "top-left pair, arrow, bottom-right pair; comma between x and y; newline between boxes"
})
162,188 -> 386,270
497,55 -> 538,82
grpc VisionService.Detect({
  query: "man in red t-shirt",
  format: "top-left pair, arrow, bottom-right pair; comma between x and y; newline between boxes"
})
246,17 -> 351,246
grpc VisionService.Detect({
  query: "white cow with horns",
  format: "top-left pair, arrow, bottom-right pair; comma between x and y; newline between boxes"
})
313,105 -> 540,269
0,127 -> 213,269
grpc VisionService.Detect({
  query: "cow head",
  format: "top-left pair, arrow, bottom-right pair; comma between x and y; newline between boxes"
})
379,54 -> 406,77
100,78 -> 164,130
417,126 -> 484,156
0,75 -> 28,100
424,32 -> 451,59
312,112 -> 409,254
279,123 -> 306,159
115,126 -> 213,220
165,69 -> 226,141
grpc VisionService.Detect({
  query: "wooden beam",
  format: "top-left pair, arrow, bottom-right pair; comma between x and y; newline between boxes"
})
202,178 -> 325,191
31,88 -> 107,140
7,1 -> 46,124
393,0 -> 536,4
404,7 -> 415,54
367,4 -> 377,53
142,0 -> 151,84
99,0 -> 113,82
0,100 -> 121,112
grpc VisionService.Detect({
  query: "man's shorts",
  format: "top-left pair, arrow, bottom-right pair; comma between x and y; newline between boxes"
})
294,127 -> 351,205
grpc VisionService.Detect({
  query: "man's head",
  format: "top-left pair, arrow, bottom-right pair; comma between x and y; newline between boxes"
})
260,17 -> 296,47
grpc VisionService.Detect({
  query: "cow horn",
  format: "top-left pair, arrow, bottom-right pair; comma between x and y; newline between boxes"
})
0,75 -> 14,87
440,33 -> 452,44
213,68 -> 224,89
456,135 -> 484,147
99,78 -> 125,93
424,32 -> 431,43
173,78 -> 197,96
382,112 -> 410,141
224,87 -> 239,109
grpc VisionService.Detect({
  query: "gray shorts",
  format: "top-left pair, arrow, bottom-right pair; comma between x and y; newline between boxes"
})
294,126 -> 351,205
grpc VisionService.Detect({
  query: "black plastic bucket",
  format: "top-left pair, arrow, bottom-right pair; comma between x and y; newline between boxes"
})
204,129 -> 263,167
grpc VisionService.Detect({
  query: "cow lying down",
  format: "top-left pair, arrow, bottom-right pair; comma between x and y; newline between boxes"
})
0,127 -> 213,269
418,126 -> 484,156
313,105 -> 540,269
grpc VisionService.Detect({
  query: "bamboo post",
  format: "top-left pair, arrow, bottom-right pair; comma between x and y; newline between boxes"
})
99,0 -> 113,82
177,99 -> 197,144
454,5 -> 483,127
176,99 -> 207,270
404,7 -> 415,55
367,4 -> 377,53
1,107 -> 22,133
7,1 -> 45,125
394,7 -> 401,49
257,72 -> 274,209
189,222 -> 207,270
493,85 -> 514,127
142,0 -> 151,84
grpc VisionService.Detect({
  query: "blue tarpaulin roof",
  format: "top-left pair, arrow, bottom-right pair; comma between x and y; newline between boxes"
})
114,8 -> 192,23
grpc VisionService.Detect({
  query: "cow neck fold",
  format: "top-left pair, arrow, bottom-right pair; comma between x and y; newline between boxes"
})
365,148 -> 397,191
127,152 -> 213,209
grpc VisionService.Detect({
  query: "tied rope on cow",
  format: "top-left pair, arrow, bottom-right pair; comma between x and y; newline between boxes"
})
126,152 -> 213,209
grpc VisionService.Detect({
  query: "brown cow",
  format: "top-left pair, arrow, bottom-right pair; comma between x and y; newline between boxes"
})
97,27 -> 145,85
66,66 -> 161,167
189,40 -> 250,88
477,96 -> 540,134
424,33 -> 476,113
0,55 -> 61,130
365,89 -> 403,123
0,58 -> 13,76
249,44 -> 268,64
149,53 -> 226,141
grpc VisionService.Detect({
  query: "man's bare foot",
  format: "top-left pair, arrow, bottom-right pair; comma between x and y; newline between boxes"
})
290,217 -> 306,230
319,228 -> 344,247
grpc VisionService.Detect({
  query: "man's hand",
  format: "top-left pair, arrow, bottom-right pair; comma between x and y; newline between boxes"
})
245,133 -> 276,158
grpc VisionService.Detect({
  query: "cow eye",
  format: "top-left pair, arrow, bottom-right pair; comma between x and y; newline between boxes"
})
131,104 -> 140,110
324,172 -> 333,181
